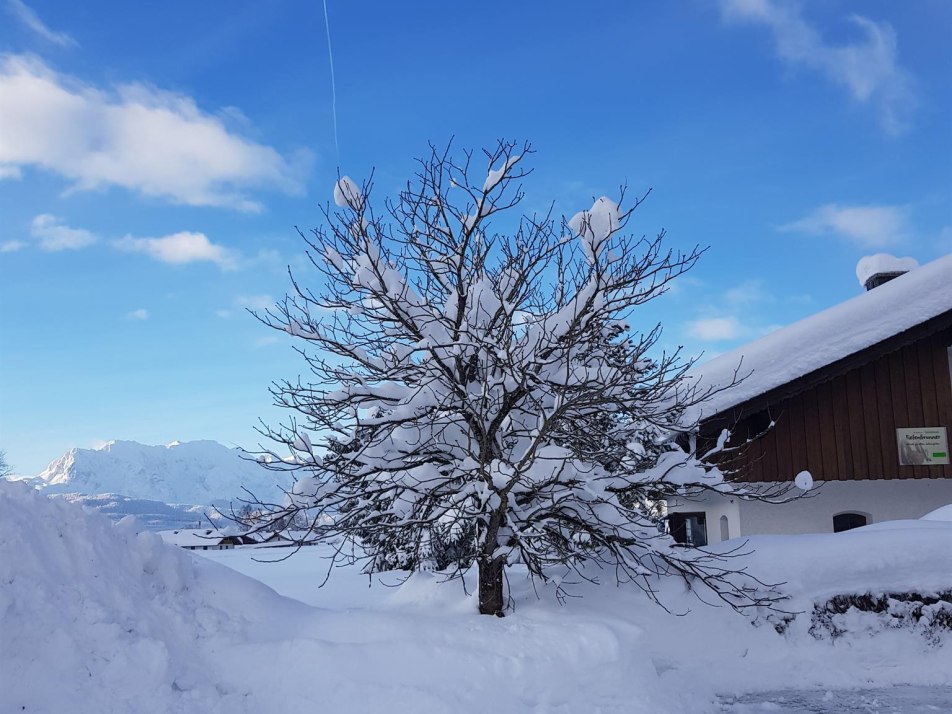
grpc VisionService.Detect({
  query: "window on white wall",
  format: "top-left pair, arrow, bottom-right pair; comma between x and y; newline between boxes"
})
833,512 -> 868,533
719,515 -> 729,542
669,512 -> 708,547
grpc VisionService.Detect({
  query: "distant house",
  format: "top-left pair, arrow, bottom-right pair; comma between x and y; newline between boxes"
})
157,527 -> 306,550
157,528 -> 239,550
667,253 -> 952,545
242,531 -> 295,547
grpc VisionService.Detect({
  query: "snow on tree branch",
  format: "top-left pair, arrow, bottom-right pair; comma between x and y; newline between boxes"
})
241,139 -> 792,617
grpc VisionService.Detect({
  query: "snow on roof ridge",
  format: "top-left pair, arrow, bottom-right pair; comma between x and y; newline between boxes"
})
690,253 -> 952,420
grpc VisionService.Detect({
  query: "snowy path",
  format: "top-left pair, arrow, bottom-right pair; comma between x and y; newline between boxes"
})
719,686 -> 952,713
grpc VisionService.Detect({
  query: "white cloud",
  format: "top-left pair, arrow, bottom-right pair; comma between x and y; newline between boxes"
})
779,203 -> 908,247
31,213 -> 97,251
0,54 -> 310,210
11,214 -> 249,268
218,294 -> 277,318
248,248 -> 285,271
724,280 -> 772,307
236,294 -> 276,311
114,231 -> 239,270
6,0 -> 76,47
685,280 -> 788,344
126,308 -> 149,320
719,0 -> 914,133
686,316 -> 747,342
0,240 -> 27,253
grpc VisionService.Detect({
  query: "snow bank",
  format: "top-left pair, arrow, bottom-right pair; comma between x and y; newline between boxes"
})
0,480 -> 680,713
922,504 -> 952,522
5,478 -> 951,712
204,516 -> 952,705
0,480 -> 306,714
717,520 -> 952,604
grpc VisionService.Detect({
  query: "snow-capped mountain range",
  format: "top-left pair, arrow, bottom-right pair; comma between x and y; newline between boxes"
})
25,439 -> 289,506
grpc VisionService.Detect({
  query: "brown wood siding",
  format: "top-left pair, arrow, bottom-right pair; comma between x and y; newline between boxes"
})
845,368 -> 867,479
934,336 -> 952,429
919,341 -> 940,425
706,328 -> 952,482
830,373 -> 852,480
816,380 -> 839,480
761,406 -> 780,480
859,362 -> 884,478
802,388 -> 824,477
887,349 -> 910,479
903,344 -> 926,479
873,356 -> 896,478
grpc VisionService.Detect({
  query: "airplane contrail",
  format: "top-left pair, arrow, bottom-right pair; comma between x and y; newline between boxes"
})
322,0 -> 339,159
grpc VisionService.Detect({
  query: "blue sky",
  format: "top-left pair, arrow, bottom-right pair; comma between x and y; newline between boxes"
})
1,0 -> 950,475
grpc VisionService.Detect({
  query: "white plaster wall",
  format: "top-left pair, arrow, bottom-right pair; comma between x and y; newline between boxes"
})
666,479 -> 952,539
738,479 -> 952,536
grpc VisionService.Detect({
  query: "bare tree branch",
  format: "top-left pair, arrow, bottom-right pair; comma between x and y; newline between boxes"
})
236,139 -> 794,617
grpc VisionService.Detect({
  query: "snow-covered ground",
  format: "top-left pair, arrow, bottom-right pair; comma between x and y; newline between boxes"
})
2,479 -> 951,713
720,686 -> 952,712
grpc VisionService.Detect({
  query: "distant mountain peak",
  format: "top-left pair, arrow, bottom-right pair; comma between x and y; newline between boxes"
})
28,439 -> 289,506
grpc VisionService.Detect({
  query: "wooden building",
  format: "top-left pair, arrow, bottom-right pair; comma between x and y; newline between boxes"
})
667,254 -> 952,545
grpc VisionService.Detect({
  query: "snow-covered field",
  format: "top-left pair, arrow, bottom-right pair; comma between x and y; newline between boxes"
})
2,479 -> 951,713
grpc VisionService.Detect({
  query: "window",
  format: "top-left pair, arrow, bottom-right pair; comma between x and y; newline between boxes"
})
745,409 -> 772,439
668,512 -> 708,547
833,512 -> 868,533
719,515 -> 730,542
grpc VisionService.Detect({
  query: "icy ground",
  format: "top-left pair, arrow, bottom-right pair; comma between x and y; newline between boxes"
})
720,686 -> 952,712
2,480 -> 952,713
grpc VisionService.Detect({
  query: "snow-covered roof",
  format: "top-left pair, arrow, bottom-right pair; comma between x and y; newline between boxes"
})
690,253 -> 952,420
157,528 -> 227,548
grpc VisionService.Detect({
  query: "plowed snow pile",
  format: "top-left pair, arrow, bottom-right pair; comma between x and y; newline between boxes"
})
0,481 -> 677,713
0,481 -> 307,713
4,478 -> 952,714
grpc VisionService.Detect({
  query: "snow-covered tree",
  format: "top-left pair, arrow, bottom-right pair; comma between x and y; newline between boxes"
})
248,140 -> 784,616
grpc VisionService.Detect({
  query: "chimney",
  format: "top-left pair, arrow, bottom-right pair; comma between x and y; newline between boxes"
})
855,254 -> 919,292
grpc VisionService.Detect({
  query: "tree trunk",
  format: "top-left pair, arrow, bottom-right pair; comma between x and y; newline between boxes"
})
478,557 -> 505,616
